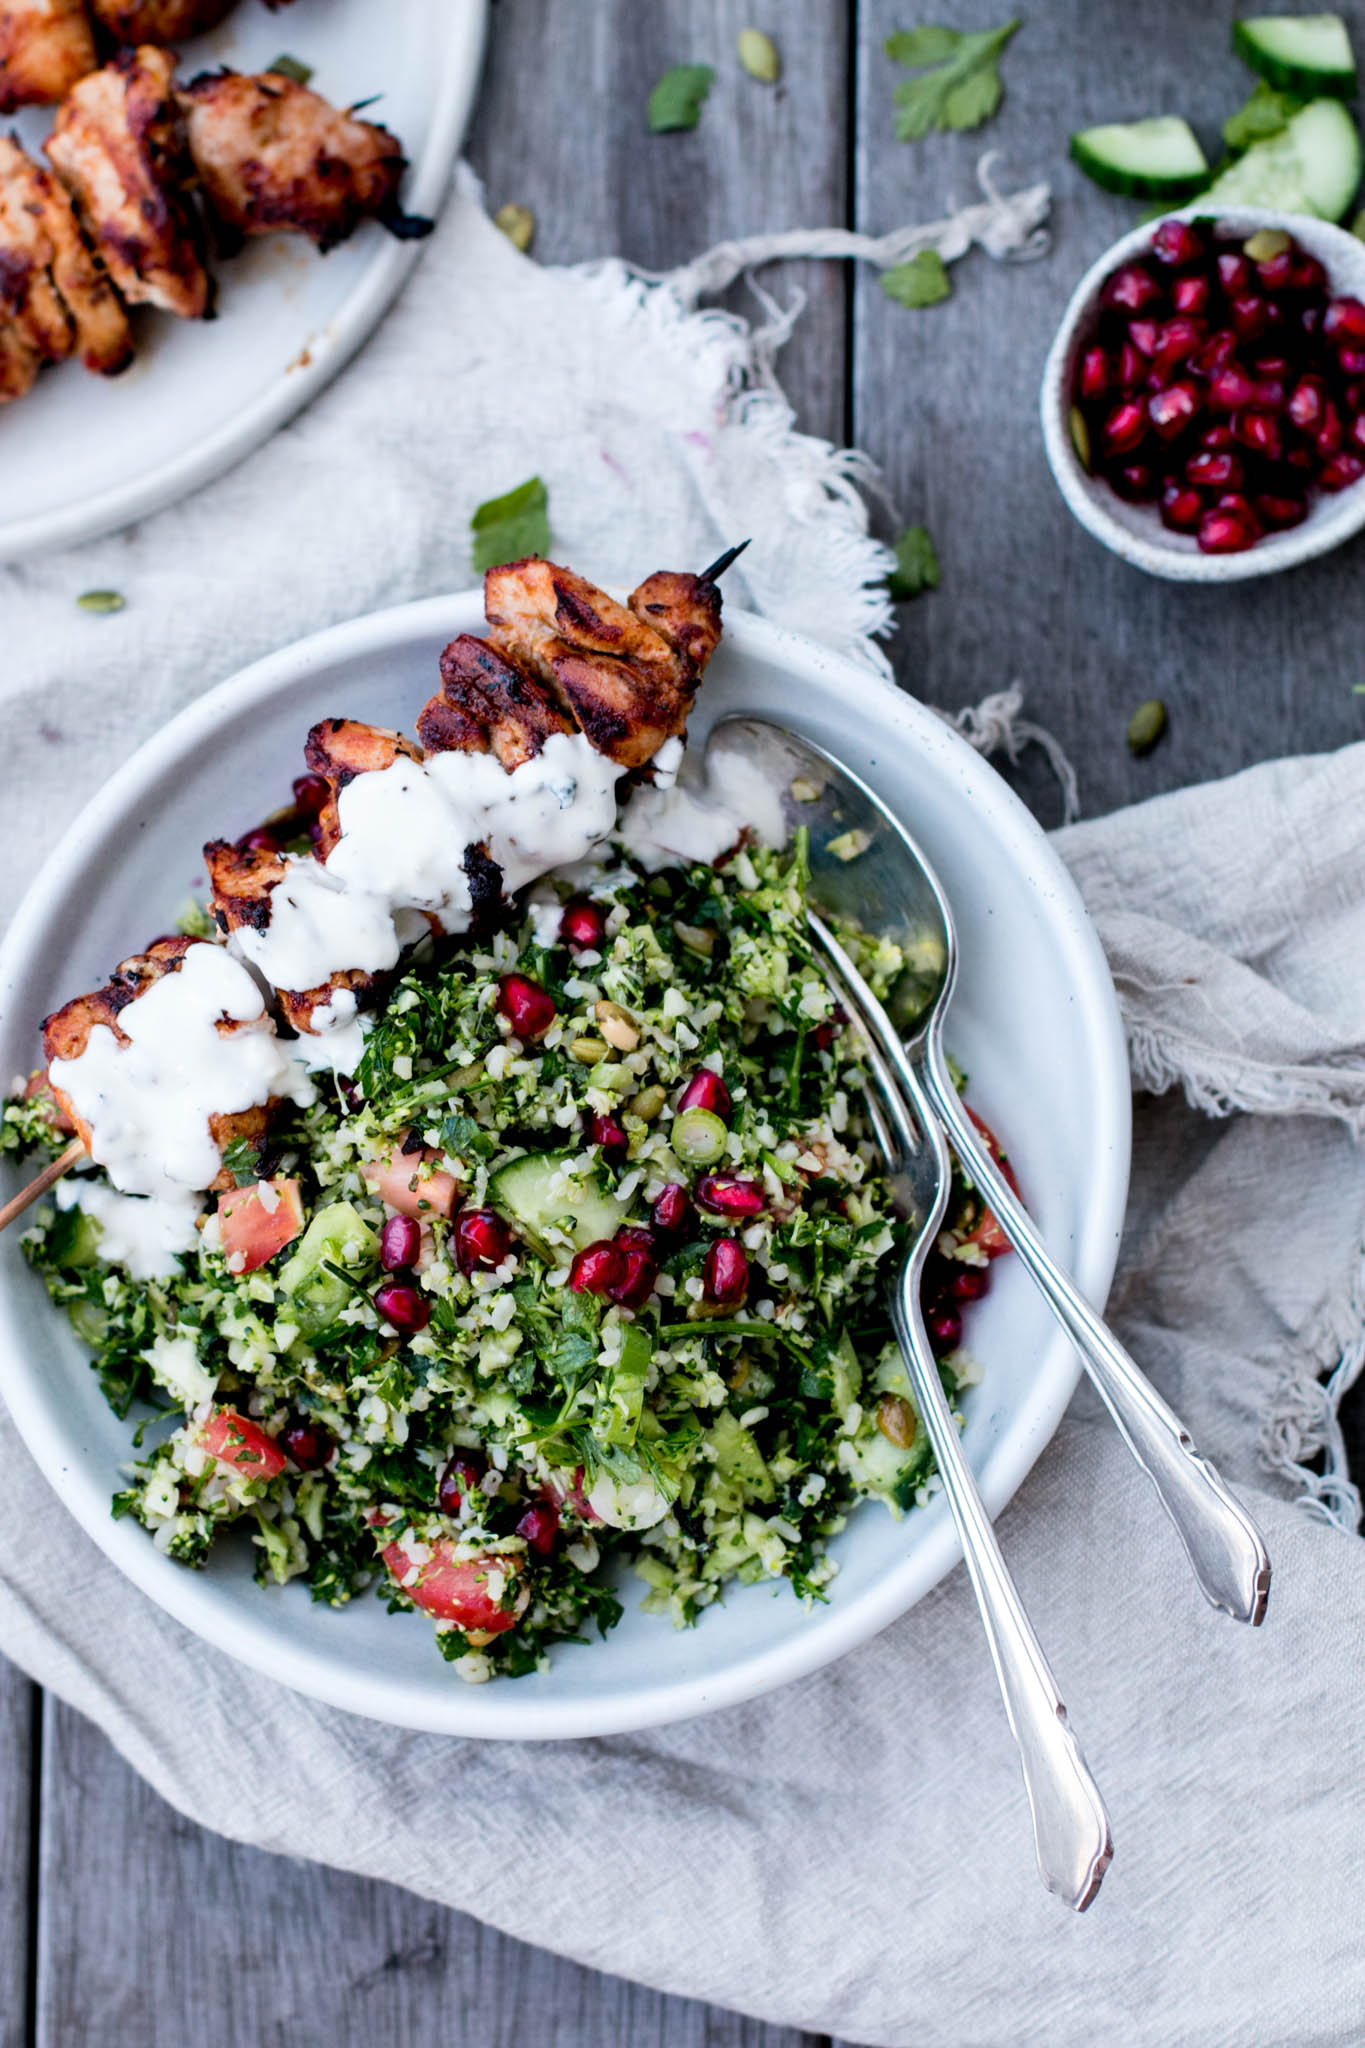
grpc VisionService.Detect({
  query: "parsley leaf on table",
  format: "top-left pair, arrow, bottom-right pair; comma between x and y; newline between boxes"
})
885,21 -> 1020,140
648,64 -> 715,133
470,475 -> 551,572
887,525 -> 941,601
881,247 -> 952,308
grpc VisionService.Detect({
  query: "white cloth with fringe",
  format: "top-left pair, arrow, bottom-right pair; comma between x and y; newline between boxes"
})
1,165 -> 1364,2048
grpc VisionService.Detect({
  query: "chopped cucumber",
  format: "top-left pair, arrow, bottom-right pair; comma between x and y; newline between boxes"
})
276,1201 -> 377,1340
1201,95 -> 1363,218
1233,14 -> 1356,99
1070,116 -> 1209,199
837,1354 -> 934,1509
488,1150 -> 626,1256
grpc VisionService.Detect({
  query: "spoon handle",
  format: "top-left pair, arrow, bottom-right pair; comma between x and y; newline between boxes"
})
922,1044 -> 1271,1628
890,1276 -> 1113,1912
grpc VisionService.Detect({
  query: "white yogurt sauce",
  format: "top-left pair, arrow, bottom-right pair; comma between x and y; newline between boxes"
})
49,943 -> 308,1203
54,1175 -> 201,1277
616,743 -> 785,873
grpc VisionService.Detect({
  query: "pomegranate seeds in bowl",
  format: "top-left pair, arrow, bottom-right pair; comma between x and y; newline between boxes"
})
1067,217 -> 1365,557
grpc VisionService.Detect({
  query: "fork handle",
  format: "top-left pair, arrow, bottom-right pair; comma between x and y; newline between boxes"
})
922,1045 -> 1270,1627
890,1281 -> 1112,1911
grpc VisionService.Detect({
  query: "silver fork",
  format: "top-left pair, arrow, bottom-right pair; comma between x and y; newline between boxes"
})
815,917 -> 1114,1912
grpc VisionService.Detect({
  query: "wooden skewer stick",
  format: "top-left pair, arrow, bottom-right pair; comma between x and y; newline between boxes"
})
0,1137 -> 87,1235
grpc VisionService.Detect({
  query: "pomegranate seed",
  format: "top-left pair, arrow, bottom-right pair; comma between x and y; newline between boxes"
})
1254,493 -> 1308,530
559,898 -> 605,951
1252,353 -> 1290,377
1186,450 -> 1242,490
608,1233 -> 658,1309
379,1213 -> 421,1271
652,1182 -> 691,1234
1108,463 -> 1156,502
1197,504 -> 1260,553
516,1501 -> 559,1554
1217,251 -> 1251,294
1127,318 -> 1160,358
1102,400 -> 1146,455
237,825 -> 280,854
1320,451 -> 1365,491
1191,330 -> 1237,377
282,1420 -> 332,1470
1160,482 -> 1204,533
1101,262 -> 1163,315
1200,422 -> 1235,451
1290,254 -> 1327,295
1116,341 -> 1145,391
695,1174 -> 765,1217
1150,315 -> 1205,380
454,1207 -> 511,1273
1150,218 -> 1204,268
1285,444 -> 1314,474
1350,414 -> 1365,454
1287,376 -> 1326,431
1301,304 -> 1324,339
1147,381 -> 1199,440
1345,380 -> 1365,415
1255,249 -> 1294,292
1230,294 -> 1271,342
1172,273 -> 1211,317
950,1267 -> 991,1302
570,1240 -> 627,1295
585,1109 -> 628,1159
1208,365 -> 1254,411
1339,346 -> 1365,376
703,1237 -> 749,1306
1324,296 -> 1365,344
1316,403 -> 1344,456
927,1304 -> 963,1352
291,773 -> 329,816
1077,345 -> 1109,399
1251,376 -> 1285,410
373,1280 -> 430,1333
678,1068 -> 732,1119
1234,409 -> 1282,460
438,1454 -> 482,1516
496,973 -> 556,1040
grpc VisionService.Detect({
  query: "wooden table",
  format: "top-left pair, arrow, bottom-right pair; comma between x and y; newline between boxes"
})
5,4 -> 1362,2040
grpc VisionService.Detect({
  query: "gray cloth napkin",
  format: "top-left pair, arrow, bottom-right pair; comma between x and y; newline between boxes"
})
3,173 -> 1365,2048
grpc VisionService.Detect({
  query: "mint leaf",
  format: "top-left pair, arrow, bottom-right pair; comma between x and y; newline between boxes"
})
886,20 -> 1019,140
648,63 -> 715,133
886,525 -> 940,601
1222,81 -> 1302,155
220,1137 -> 262,1188
881,248 -> 951,308
267,53 -> 313,86
470,475 -> 551,573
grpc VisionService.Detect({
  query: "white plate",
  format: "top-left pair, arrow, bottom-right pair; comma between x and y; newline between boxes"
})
0,597 -> 1131,1737
0,0 -> 487,562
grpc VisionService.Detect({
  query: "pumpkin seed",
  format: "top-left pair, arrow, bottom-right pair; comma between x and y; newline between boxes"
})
1068,404 -> 1091,472
493,202 -> 535,253
76,589 -> 125,614
1126,698 -> 1167,756
628,1085 -> 667,1121
1244,227 -> 1290,262
737,28 -> 781,82
595,998 -> 640,1051
570,1035 -> 608,1064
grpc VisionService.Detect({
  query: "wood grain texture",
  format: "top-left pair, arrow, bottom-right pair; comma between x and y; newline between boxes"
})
0,1654 -> 35,2048
33,1697 -> 825,2048
854,0 -> 1365,824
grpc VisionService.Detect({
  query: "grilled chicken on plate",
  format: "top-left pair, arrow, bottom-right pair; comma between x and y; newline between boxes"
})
89,0 -> 234,40
0,131 -> 132,389
0,0 -> 95,113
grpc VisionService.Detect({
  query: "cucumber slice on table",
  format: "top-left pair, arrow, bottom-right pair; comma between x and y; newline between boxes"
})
1069,117 -> 1210,199
488,1150 -> 626,1256
1233,14 -> 1357,99
1201,95 -> 1363,219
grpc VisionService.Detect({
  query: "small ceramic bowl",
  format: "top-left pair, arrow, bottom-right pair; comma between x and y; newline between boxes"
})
1041,204 -> 1365,582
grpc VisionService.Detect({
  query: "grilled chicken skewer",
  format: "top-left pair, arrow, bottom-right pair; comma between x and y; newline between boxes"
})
0,131 -> 132,389
0,0 -> 95,113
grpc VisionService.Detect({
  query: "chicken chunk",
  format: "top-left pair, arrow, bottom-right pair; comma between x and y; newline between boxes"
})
482,559 -> 704,769
0,314 -> 37,403
179,69 -> 425,253
46,45 -> 212,319
0,0 -> 96,114
417,634 -> 574,772
302,719 -> 422,860
627,567 -> 725,676
0,134 -> 132,376
42,937 -> 271,1185
203,836 -> 381,1038
89,0 -> 235,41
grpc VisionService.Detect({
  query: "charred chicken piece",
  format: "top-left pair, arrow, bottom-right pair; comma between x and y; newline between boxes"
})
0,134 -> 132,379
178,69 -> 430,253
46,45 -> 212,319
202,836 -> 381,1039
89,0 -> 235,42
42,936 -> 271,1185
0,314 -> 37,402
417,634 -> 574,771
0,0 -> 96,115
482,558 -> 721,769
302,719 -> 422,860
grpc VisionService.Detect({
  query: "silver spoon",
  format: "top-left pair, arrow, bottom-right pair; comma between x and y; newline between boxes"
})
816,919 -> 1113,1912
711,716 -> 1271,1628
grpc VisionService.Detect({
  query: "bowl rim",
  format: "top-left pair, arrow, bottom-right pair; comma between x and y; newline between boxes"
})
0,594 -> 1132,1737
1040,203 -> 1365,583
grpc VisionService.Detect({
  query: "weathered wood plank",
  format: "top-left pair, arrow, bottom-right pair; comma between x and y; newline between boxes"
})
466,0 -> 851,447
853,0 -> 1365,823
33,1696 -> 826,2048
0,1654 -> 35,2048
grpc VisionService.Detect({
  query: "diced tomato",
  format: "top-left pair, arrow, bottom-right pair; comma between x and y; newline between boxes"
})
217,1176 -> 305,1273
362,1134 -> 459,1220
24,1069 -> 75,1136
960,1107 -> 1020,1259
377,1534 -> 529,1635
541,1464 -> 602,1525
200,1408 -> 287,1481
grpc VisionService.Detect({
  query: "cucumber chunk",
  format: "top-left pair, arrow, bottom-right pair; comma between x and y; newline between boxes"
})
276,1201 -> 377,1340
1233,14 -> 1357,99
1070,116 -> 1209,199
1201,95 -> 1363,219
488,1150 -> 626,1256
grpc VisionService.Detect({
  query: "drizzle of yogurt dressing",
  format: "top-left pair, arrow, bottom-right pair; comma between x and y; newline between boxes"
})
54,1176 -> 201,1278
616,741 -> 785,872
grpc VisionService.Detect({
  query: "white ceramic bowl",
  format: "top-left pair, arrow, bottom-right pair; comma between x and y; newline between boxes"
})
0,597 -> 1131,1738
1041,205 -> 1365,582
